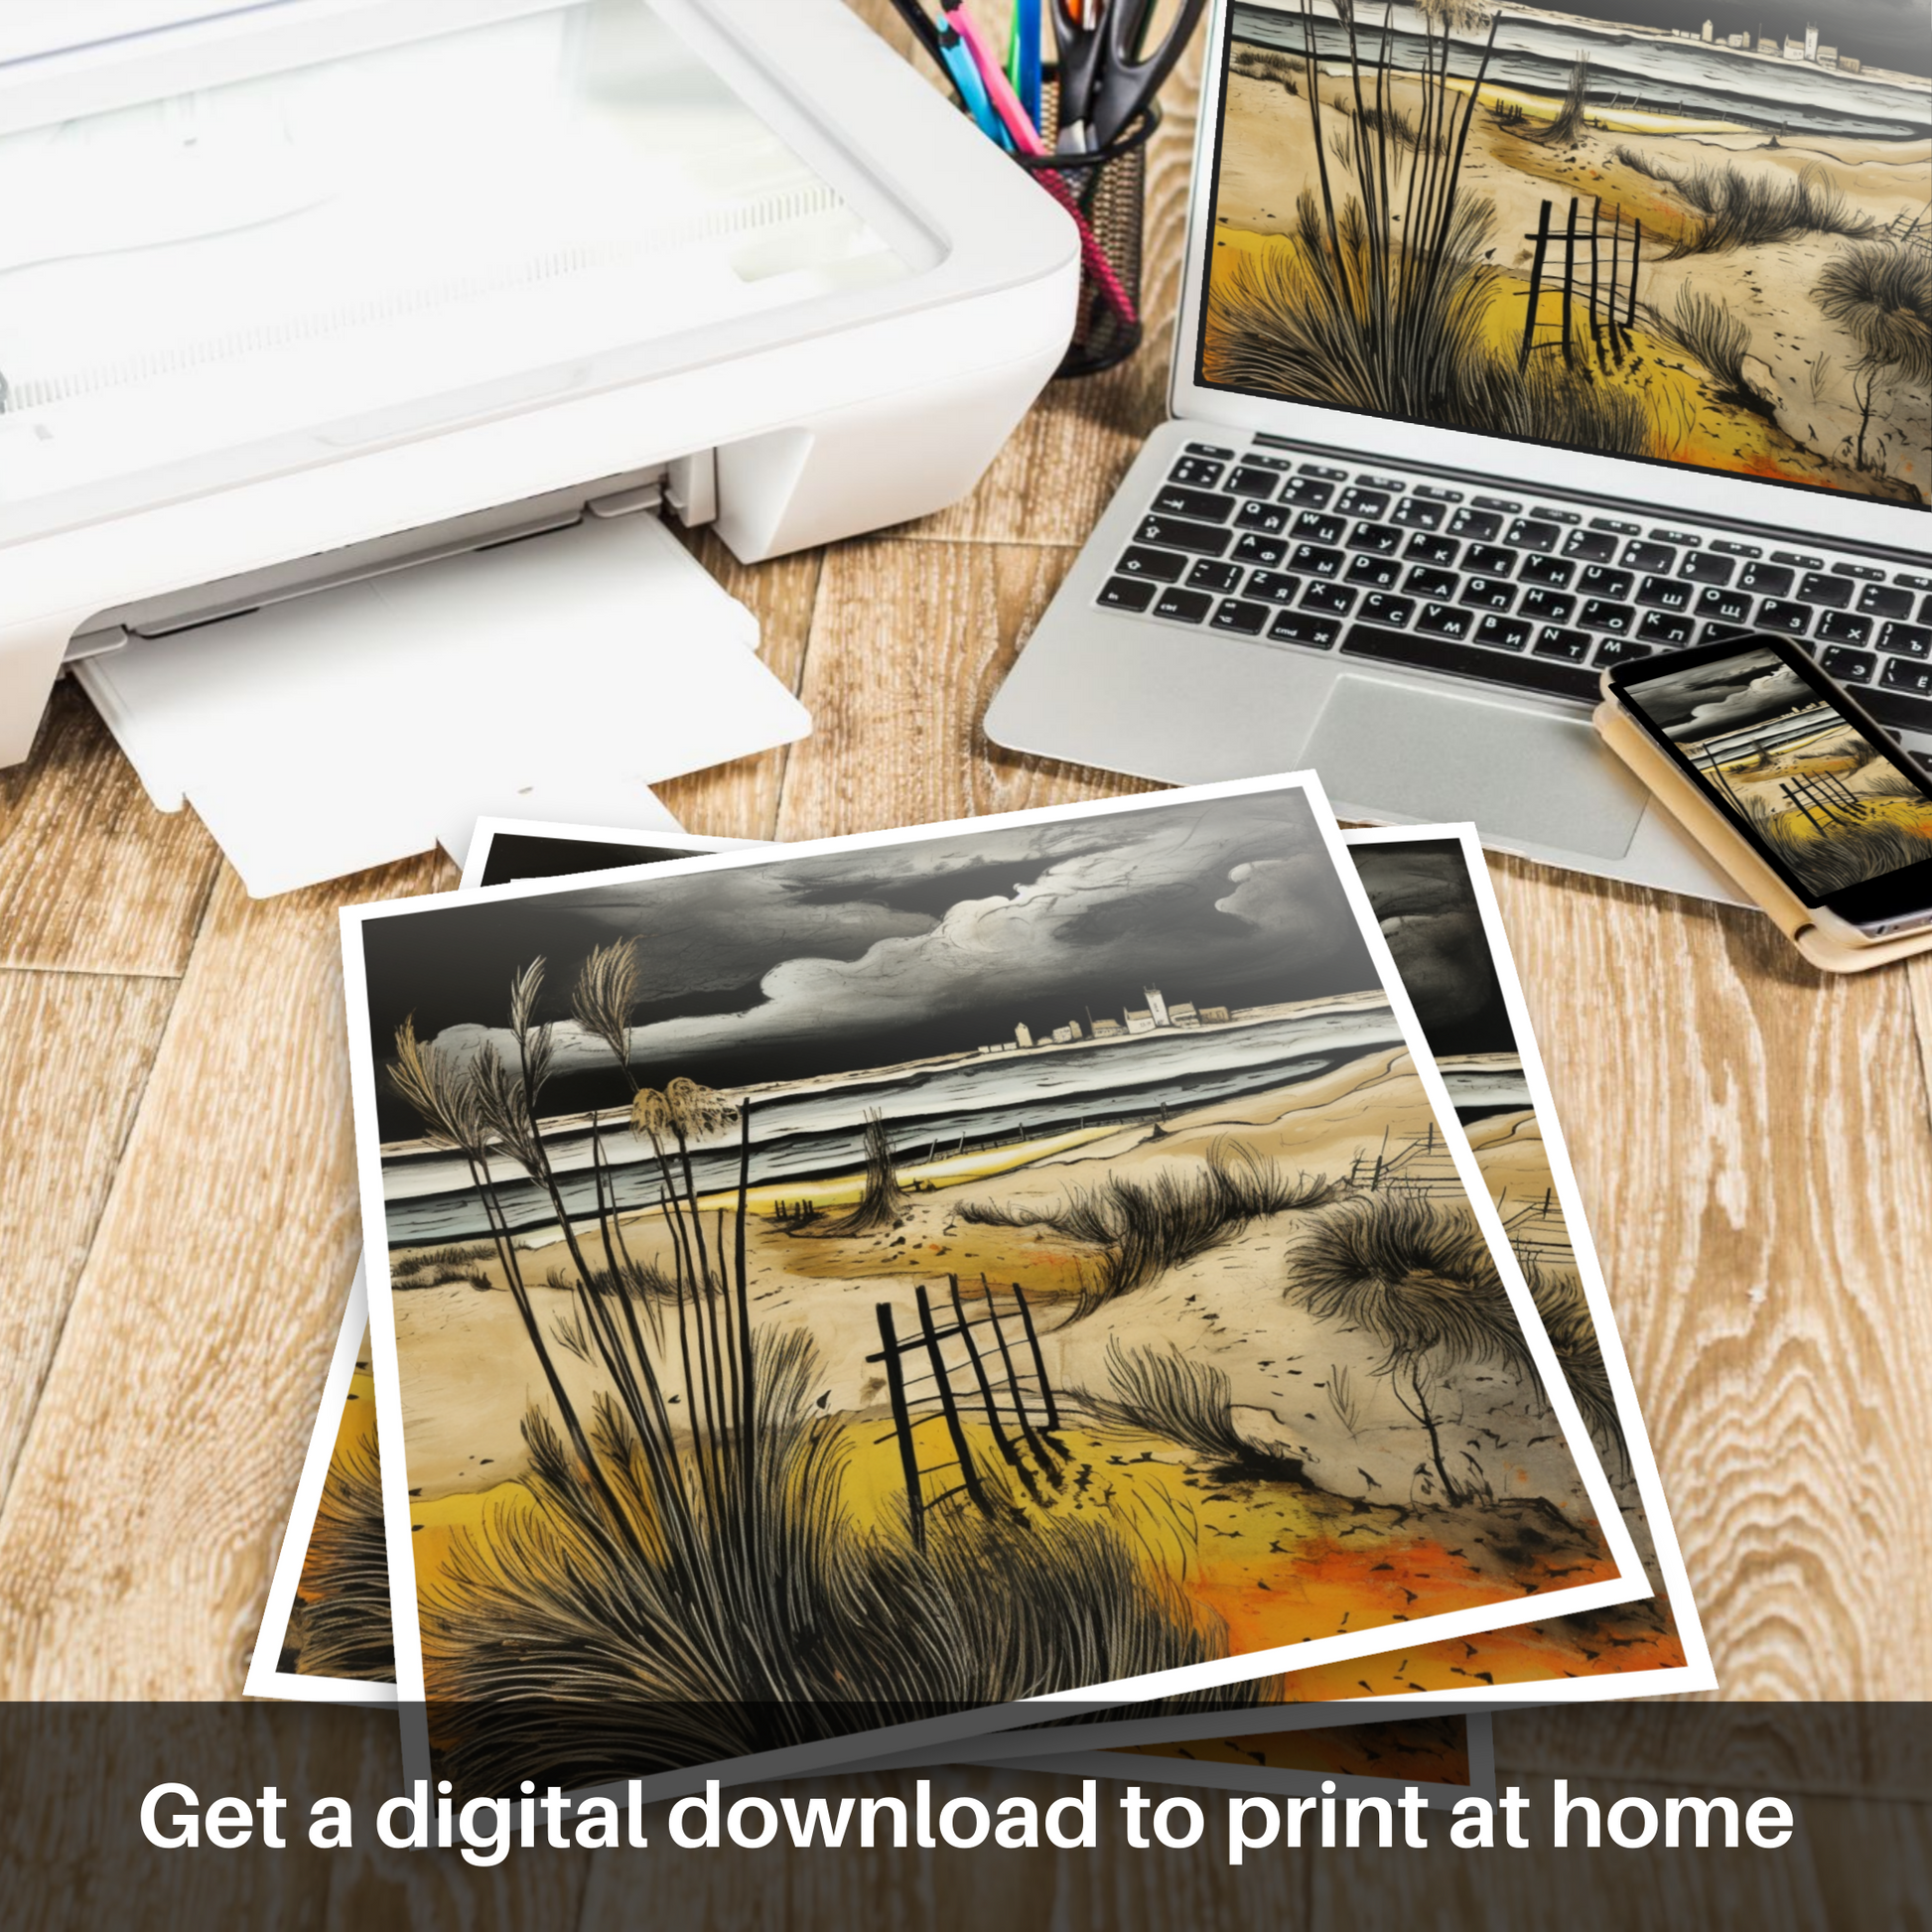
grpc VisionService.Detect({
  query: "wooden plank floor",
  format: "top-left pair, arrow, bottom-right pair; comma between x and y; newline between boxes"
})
1,6 -> 1927,1923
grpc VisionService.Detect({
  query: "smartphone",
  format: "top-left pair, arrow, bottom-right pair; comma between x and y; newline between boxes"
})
1603,633 -> 1932,945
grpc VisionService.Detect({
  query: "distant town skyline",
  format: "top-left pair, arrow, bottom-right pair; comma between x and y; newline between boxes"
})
1583,0 -> 1929,77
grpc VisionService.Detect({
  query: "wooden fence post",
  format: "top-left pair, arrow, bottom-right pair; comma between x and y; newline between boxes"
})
1626,220 -> 1642,331
915,1283 -> 994,1515
1010,1285 -> 1062,1433
1587,197 -> 1607,368
876,1302 -> 926,1552
948,1277 -> 1045,1505
983,1277 -> 1065,1481
1521,200 -> 1553,371
1561,196 -> 1580,366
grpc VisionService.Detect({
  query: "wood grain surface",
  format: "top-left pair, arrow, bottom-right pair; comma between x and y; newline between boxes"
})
0,3 -> 1925,1924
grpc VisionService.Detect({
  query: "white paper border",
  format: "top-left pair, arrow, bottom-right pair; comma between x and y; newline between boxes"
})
339,773 -> 1647,1793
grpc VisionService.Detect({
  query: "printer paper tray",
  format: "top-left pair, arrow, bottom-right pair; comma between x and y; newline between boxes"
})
75,512 -> 808,897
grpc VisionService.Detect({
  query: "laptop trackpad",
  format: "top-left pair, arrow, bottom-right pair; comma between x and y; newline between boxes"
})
1304,675 -> 1649,860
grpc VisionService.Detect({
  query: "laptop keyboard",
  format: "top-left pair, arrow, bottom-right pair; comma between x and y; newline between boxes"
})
1098,441 -> 1932,745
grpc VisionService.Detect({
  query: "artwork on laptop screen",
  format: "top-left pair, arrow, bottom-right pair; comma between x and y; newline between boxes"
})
1200,1 -> 1932,504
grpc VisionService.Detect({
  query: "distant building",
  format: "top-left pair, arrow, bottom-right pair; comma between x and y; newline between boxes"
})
1783,34 -> 1806,60
1727,32 -> 1749,48
1817,45 -> 1837,67
1051,1025 -> 1072,1044
1065,1020 -> 1084,1040
1015,1021 -> 1033,1049
1143,985 -> 1171,1029
1840,55 -> 1860,73
1199,1005 -> 1230,1025
1168,1002 -> 1201,1030
1125,1008 -> 1156,1035
1805,22 -> 1819,61
1757,36 -> 1779,55
1701,19 -> 1713,41
1091,1018 -> 1123,1038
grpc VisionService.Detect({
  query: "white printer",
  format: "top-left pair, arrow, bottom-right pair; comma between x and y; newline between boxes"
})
0,0 -> 1077,886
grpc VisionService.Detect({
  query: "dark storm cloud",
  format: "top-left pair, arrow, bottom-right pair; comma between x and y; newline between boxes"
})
368,790 -> 1385,1104
1627,648 -> 1817,741
1348,842 -> 1514,1057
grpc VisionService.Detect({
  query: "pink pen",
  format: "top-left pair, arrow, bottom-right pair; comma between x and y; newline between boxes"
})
943,2 -> 1141,331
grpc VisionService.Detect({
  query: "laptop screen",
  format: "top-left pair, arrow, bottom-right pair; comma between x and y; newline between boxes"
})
1193,2 -> 1932,510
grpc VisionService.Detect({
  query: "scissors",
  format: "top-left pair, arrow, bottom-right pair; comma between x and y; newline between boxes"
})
1050,0 -> 1207,152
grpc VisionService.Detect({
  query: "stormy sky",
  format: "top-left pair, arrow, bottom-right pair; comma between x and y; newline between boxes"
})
1624,646 -> 1822,741
1348,841 -> 1514,1058
360,790 -> 1385,1140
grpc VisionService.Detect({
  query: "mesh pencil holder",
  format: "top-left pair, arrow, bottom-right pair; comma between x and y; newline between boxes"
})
1015,86 -> 1160,379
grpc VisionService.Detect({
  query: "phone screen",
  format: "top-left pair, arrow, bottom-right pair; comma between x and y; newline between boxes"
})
1614,640 -> 1932,912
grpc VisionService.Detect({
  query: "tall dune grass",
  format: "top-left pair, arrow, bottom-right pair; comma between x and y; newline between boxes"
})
962,1140 -> 1338,1314
1813,242 -> 1932,387
296,1432 -> 395,1683
1645,159 -> 1874,256
1086,1341 -> 1308,1483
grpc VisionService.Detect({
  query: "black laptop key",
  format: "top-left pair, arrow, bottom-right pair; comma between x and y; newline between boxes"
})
1418,603 -> 1474,639
1245,571 -> 1303,606
1519,553 -> 1576,589
1360,594 -> 1417,628
1169,457 -> 1226,488
1405,566 -> 1460,602
1817,611 -> 1872,646
1342,623 -> 1599,701
1738,562 -> 1794,598
1477,615 -> 1534,652
1638,611 -> 1696,646
1117,545 -> 1189,583
1532,626 -> 1591,662
1269,611 -> 1343,649
1519,589 -> 1576,625
1235,500 -> 1293,535
1461,578 -> 1516,612
1233,532 -> 1288,568
1405,532 -> 1461,568
1563,528 -> 1620,563
1186,559 -> 1246,594
1581,600 -> 1635,634
1098,576 -> 1157,612
1882,622 -> 1932,659
1224,465 -> 1283,498
1864,687 -> 1932,738
1465,543 -> 1516,578
1593,636 -> 1653,667
1291,543 -> 1345,579
1335,487 -> 1391,519
1636,575 -> 1693,613
1757,599 -> 1812,636
1294,511 -> 1348,544
1280,476 -> 1336,507
1393,497 -> 1446,531
1798,572 -> 1853,611
1680,552 -> 1735,586
1449,507 -> 1502,542
1212,599 -> 1271,636
1821,646 -> 1876,683
1137,514 -> 1231,558
1506,518 -> 1562,553
1348,521 -> 1405,556
1303,582 -> 1358,617
1346,554 -> 1402,590
1697,586 -> 1754,624
1624,540 -> 1678,574
1882,656 -> 1932,698
1151,586 -> 1214,624
1579,566 -> 1634,601
1923,595 -> 1932,623
1154,484 -> 1237,521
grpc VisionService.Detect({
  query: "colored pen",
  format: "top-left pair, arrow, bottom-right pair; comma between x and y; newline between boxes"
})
936,18 -> 1011,146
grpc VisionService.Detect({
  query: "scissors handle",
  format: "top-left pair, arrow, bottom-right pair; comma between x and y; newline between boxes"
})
1088,0 -> 1207,147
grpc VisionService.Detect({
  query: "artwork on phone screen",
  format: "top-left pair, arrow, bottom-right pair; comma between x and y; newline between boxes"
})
1629,644 -> 1932,893
1202,1 -> 1931,503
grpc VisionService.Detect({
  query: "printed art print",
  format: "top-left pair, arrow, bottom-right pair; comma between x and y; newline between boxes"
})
1201,0 -> 1931,503
340,779 -> 1643,1799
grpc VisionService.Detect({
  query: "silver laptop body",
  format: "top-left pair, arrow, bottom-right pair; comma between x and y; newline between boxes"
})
988,0 -> 1932,901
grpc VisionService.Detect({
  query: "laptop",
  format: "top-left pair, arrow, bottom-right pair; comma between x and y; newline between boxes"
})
987,0 -> 1932,900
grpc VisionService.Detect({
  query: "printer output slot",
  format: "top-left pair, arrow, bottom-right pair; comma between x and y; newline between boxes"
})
62,450 -> 720,662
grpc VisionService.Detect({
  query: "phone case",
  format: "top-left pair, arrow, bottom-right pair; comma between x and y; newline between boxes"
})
1593,699 -> 1932,975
